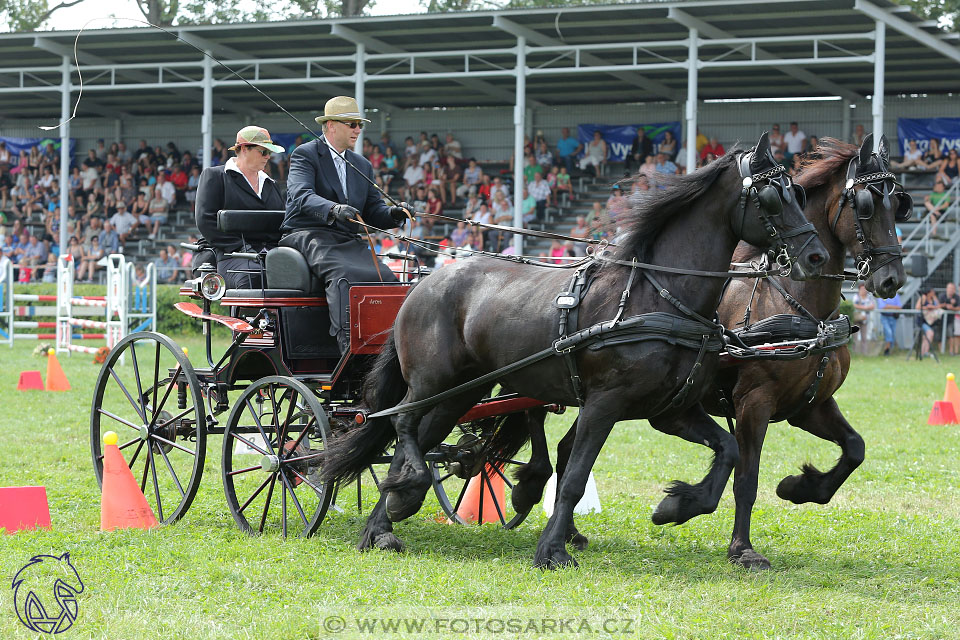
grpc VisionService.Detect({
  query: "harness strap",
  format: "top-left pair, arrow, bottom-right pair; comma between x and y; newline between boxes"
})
556,266 -> 593,407
642,270 -> 719,329
782,355 -> 831,421
669,334 -> 712,409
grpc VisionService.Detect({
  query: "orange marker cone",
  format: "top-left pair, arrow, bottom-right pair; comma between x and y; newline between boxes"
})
0,486 -> 51,533
45,349 -> 70,392
928,401 -> 958,425
17,371 -> 44,391
454,464 -> 505,524
100,431 -> 158,531
944,373 -> 960,419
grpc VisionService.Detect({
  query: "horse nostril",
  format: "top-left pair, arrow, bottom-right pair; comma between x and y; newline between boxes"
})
808,253 -> 825,267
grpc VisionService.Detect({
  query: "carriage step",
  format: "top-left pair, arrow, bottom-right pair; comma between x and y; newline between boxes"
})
174,302 -> 256,333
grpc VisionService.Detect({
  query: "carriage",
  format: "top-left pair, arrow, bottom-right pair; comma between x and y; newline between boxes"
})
88,209 -> 562,537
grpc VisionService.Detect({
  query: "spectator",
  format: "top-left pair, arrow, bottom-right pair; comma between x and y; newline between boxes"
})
444,133 -> 462,159
768,124 -> 784,155
180,235 -> 197,272
435,155 -> 460,206
147,186 -> 170,240
99,220 -> 120,255
110,201 -> 138,243
418,140 -> 438,168
783,122 -> 807,164
402,161 -> 425,198
377,133 -> 392,155
852,284 -> 876,354
579,131 -> 607,176
117,141 -> 132,165
936,148 -> 959,186
627,128 -> 653,172
569,215 -> 589,257
425,188 -> 443,222
457,159 -> 483,198
658,130 -> 678,161
639,154 -> 658,186
491,190 -> 512,225
851,124 -> 867,147
83,215 -> 102,245
892,140 -> 929,170
699,137 -> 725,161
916,287 -> 941,358
535,140 -> 554,170
78,234 -> 103,282
450,220 -> 470,247
40,251 -> 57,283
606,185 -> 628,218
807,136 -> 820,157
548,238 -> 570,264
695,127 -> 709,154
186,166 -> 201,209
556,127 -> 582,174
476,174 -> 493,203
156,173 -> 176,207
382,147 -> 399,188
521,188 -> 536,225
463,194 -> 482,219
403,136 -> 417,160
943,282 -> 960,356
19,234 -> 47,282
527,172 -> 551,222
166,244 -> 182,280
654,152 -> 678,181
169,164 -> 188,202
924,180 -> 951,236
154,246 -> 178,284
63,236 -> 84,280
923,138 -> 942,168
523,155 -> 543,186
585,201 -> 604,228
876,292 -> 902,355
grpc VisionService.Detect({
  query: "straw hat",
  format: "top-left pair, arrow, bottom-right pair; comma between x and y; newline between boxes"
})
314,96 -> 371,124
228,126 -> 284,153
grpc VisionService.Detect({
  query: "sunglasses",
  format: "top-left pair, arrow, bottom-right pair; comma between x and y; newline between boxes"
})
243,146 -> 271,157
337,121 -> 364,130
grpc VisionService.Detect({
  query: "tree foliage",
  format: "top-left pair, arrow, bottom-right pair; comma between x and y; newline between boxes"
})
891,0 -> 960,31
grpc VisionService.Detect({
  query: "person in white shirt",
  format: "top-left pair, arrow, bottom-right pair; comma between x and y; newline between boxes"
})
110,205 -> 138,242
157,173 -> 176,206
783,122 -> 806,163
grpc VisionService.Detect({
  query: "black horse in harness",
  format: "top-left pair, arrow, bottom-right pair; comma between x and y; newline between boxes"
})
317,133 -> 828,569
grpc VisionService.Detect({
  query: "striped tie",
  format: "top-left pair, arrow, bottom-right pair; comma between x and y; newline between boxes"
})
334,154 -> 347,196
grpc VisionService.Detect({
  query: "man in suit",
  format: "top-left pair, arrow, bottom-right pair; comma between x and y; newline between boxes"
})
282,96 -> 411,353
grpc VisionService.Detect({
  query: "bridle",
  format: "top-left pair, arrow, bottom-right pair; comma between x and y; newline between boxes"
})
735,151 -> 817,275
829,152 -> 912,280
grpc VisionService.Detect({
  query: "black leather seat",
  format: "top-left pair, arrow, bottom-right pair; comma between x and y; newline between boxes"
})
265,246 -> 323,294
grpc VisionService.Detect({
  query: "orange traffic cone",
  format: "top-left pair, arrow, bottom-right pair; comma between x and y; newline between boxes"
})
17,371 -> 44,391
100,431 -> 158,531
928,401 -> 958,425
0,486 -> 51,533
944,373 -> 960,419
454,464 -> 505,524
45,348 -> 70,392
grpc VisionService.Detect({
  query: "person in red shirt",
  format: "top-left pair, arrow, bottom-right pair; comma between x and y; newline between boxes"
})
699,137 -> 725,162
169,163 -> 189,203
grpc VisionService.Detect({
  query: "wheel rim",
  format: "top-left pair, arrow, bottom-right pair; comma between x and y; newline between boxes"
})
90,332 -> 206,525
222,376 -> 333,537
431,421 -> 529,529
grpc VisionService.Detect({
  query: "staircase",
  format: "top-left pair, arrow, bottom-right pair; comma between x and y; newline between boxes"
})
892,177 -> 960,301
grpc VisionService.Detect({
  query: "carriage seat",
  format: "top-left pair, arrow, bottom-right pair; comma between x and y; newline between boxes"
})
222,247 -> 324,299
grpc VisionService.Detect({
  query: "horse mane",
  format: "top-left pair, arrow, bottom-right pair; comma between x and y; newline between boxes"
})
795,138 -> 858,190
611,151 -> 739,262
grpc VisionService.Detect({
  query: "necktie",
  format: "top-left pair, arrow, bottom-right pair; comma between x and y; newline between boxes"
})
334,153 -> 347,196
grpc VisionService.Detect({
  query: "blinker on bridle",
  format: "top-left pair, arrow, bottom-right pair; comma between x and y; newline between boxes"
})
737,152 -> 816,274
830,153 -> 912,279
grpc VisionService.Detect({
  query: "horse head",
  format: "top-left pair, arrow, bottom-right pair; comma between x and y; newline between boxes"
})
12,553 -> 85,634
734,132 -> 827,280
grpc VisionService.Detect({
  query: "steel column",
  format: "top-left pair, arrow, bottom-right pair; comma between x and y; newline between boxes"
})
355,42 -> 366,154
841,99 -> 852,143
513,36 -> 526,255
872,21 -> 885,151
58,56 -> 71,253
685,29 -> 698,174
202,52 -> 213,170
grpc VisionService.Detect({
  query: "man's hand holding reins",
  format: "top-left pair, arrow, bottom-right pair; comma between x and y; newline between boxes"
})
390,201 -> 414,226
330,203 -> 359,225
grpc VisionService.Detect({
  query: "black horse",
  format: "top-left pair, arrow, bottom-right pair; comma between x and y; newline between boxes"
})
319,133 -> 827,569
552,134 -> 909,568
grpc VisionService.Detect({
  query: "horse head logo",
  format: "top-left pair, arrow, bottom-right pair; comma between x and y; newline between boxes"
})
12,552 -> 84,635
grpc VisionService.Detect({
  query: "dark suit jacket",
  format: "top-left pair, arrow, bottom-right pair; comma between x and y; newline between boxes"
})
282,136 -> 395,236
195,164 -> 284,252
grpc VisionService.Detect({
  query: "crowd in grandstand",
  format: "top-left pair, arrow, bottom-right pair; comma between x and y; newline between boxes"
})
0,119 -> 954,282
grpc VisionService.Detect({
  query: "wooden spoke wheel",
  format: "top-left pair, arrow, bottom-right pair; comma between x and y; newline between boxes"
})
90,332 -> 206,525
430,420 -> 531,529
221,376 -> 333,537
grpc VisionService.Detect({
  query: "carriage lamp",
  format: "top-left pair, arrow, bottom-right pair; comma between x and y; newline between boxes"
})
200,272 -> 227,301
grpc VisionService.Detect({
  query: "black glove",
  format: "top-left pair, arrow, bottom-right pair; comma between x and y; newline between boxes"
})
389,202 -> 414,225
329,203 -> 359,225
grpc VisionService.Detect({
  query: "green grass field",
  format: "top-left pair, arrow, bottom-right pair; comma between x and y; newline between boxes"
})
1,337 -> 959,639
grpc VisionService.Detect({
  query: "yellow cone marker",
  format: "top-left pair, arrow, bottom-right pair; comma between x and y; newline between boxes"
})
182,347 -> 189,357
47,348 -> 55,356
103,431 -> 118,446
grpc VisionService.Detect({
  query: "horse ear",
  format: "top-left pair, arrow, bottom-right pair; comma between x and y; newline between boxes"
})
751,132 -> 771,170
859,133 -> 873,165
59,552 -> 70,562
878,134 -> 890,165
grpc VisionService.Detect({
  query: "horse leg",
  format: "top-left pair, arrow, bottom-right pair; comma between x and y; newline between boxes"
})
555,418 -> 589,550
533,400 -> 617,569
382,391 -> 487,523
776,397 -> 865,505
511,408 -> 553,517
357,449 -> 409,552
727,394 -> 774,570
649,404 -> 739,526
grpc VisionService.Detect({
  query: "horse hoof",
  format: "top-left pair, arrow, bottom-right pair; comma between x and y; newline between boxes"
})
373,533 -> 405,552
729,549 -> 771,570
385,490 -> 420,522
651,495 -> 684,525
533,547 -> 578,570
568,532 -> 589,551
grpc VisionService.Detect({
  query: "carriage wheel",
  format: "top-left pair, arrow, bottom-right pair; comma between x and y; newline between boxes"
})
221,376 -> 334,537
90,332 -> 206,525
430,420 -> 531,529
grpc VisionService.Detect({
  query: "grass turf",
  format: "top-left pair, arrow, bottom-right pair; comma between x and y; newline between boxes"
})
1,337 -> 959,639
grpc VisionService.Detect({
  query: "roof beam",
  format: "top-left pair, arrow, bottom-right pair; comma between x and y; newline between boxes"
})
855,0 -> 960,65
30,37 -> 131,119
330,23 -> 542,108
33,35 -> 256,117
179,30 -> 397,113
667,8 -> 863,102
492,15 -> 681,102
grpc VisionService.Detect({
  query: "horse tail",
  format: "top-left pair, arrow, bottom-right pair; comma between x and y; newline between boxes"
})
319,332 -> 406,484
481,405 -> 542,471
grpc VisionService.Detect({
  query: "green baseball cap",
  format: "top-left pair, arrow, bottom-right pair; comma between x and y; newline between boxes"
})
229,126 -> 285,154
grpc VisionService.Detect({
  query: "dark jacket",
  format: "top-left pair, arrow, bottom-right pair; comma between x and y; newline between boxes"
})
195,164 -> 284,252
282,136 -> 395,236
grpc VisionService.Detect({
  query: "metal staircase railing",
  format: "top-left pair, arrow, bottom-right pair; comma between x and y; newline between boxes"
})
899,180 -> 960,301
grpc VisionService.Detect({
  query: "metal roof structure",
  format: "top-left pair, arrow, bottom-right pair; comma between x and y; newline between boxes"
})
2,0 -> 957,250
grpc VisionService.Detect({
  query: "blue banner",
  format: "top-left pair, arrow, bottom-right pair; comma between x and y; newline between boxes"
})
576,122 -> 682,161
0,136 -> 75,159
896,118 -> 960,156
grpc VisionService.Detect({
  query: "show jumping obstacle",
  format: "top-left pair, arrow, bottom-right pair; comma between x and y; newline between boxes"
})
0,255 -> 156,353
